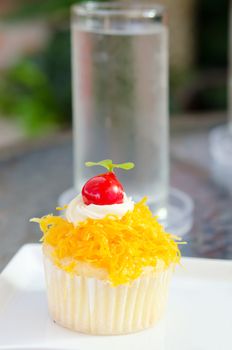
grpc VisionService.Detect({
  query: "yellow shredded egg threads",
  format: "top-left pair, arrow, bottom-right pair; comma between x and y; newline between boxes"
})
33,199 -> 181,286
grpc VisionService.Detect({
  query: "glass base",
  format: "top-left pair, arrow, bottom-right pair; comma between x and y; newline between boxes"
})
151,188 -> 193,236
209,125 -> 232,194
58,187 -> 193,237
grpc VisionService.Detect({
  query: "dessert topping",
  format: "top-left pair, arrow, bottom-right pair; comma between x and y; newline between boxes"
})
82,160 -> 134,206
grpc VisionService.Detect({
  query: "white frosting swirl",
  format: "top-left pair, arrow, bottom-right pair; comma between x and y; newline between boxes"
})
65,194 -> 134,225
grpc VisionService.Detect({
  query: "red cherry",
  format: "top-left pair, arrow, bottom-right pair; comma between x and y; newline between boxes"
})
82,172 -> 124,205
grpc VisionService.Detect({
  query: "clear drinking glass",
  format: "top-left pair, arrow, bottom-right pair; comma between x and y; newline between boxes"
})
71,2 -> 168,217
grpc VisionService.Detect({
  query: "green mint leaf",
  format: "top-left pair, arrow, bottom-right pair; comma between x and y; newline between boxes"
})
113,162 -> 135,170
98,159 -> 113,167
85,159 -> 113,171
85,161 -> 99,167
85,160 -> 135,172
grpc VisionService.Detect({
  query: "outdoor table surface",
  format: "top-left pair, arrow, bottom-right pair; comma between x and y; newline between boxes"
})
0,113 -> 231,272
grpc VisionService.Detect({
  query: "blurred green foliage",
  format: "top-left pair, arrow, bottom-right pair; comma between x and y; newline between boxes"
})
0,0 -> 105,135
0,29 -> 71,135
0,59 -> 59,135
196,0 -> 229,68
0,0 -> 229,135
8,0 -> 79,20
197,86 -> 227,111
171,0 -> 228,114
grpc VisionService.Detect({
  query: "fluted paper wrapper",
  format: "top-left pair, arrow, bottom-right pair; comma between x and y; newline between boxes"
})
43,254 -> 172,335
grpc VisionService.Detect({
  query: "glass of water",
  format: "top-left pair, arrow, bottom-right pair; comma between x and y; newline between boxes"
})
71,2 -> 168,217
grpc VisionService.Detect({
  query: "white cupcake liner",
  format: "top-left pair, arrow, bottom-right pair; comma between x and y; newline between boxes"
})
43,254 -> 172,335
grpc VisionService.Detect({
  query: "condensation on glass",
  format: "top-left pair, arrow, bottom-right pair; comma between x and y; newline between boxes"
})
71,2 -> 169,217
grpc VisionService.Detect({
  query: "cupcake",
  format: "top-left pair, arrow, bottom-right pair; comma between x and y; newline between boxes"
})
31,160 -> 181,335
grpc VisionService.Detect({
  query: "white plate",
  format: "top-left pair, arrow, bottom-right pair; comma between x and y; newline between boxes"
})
0,244 -> 231,350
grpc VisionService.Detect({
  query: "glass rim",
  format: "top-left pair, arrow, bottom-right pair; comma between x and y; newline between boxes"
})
72,2 -> 165,19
